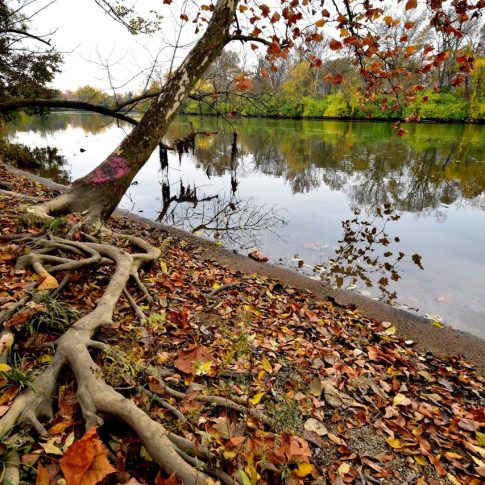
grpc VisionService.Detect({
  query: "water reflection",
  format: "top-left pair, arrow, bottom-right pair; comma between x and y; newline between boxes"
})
306,206 -> 424,304
4,113 -> 485,336
8,114 -> 485,216
156,132 -> 286,250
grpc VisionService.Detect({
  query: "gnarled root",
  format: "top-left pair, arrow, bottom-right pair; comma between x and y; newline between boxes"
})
0,230 -> 216,484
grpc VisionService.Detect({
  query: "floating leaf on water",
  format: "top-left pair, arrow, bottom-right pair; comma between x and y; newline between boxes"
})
411,253 -> 423,269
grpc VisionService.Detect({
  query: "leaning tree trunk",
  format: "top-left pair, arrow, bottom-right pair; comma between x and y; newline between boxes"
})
34,0 -> 238,222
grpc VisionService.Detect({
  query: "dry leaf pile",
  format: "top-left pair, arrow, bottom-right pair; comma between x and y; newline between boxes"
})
0,164 -> 484,485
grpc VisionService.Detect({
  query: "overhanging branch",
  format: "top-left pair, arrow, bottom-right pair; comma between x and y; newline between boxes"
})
0,99 -> 138,125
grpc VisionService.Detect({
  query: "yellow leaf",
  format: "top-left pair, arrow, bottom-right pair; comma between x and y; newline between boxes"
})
337,462 -> 350,475
249,392 -> 265,405
414,455 -> 427,466
38,274 -> 59,291
0,363 -> 12,373
223,450 -> 237,459
212,282 -> 221,290
244,455 -> 260,485
476,432 -> 485,447
40,438 -> 63,455
140,446 -> 153,461
432,321 -> 444,328
295,462 -> 313,477
470,454 -> 485,467
340,28 -> 350,37
445,452 -> 463,459
159,260 -> 168,274
196,360 -> 213,376
447,473 -> 462,485
40,354 -> 53,364
238,470 -> 251,485
469,444 -> 485,458
393,393 -> 412,406
386,438 -> 403,449
262,358 -> 273,373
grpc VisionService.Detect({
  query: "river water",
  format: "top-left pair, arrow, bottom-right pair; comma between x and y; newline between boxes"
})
6,113 -> 485,338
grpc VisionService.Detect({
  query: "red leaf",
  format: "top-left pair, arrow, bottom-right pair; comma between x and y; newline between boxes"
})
329,39 -> 343,50
35,463 -> 51,485
405,0 -> 417,10
155,472 -> 183,485
60,427 -> 115,485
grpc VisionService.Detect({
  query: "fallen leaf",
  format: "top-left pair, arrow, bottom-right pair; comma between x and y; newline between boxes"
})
294,462 -> 313,477
60,426 -> 116,485
248,250 -> 268,262
155,472 -> 183,485
309,378 -> 323,397
393,393 -> 412,406
38,274 -> 59,291
249,392 -> 265,405
304,418 -> 328,436
173,345 -> 216,375
35,462 -> 51,485
39,437 -> 63,455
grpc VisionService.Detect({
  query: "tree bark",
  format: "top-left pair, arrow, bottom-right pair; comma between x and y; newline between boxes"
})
33,0 -> 239,222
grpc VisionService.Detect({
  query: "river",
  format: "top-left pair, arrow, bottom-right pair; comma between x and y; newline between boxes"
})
6,113 -> 485,338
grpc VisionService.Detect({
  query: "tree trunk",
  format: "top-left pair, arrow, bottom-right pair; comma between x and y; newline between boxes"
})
34,0 -> 238,222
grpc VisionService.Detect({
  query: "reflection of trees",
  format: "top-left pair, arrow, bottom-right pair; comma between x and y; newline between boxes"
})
309,206 -> 423,304
156,142 -> 286,250
182,116 -> 485,215
9,114 -> 485,216
8,112 -> 122,135
162,193 -> 286,250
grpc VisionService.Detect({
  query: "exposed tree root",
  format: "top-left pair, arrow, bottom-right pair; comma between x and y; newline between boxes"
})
0,228 -> 217,484
0,214 -> 273,484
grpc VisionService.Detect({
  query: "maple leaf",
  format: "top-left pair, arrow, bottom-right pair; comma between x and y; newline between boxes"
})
405,0 -> 417,10
60,427 -> 115,485
173,345 -> 216,375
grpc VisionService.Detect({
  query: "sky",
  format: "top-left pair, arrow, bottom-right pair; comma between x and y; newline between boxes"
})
26,0 -> 193,92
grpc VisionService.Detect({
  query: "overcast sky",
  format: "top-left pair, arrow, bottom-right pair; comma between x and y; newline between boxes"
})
27,0 -> 193,92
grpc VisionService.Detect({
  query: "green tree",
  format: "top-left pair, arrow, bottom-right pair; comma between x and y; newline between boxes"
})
0,0 -> 61,103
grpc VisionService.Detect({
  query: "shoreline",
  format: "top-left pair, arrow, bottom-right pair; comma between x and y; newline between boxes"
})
27,109 -> 485,125
3,162 -> 485,374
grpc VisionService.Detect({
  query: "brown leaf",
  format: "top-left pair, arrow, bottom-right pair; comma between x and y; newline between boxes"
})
405,0 -> 417,9
248,250 -> 268,262
155,472 -> 183,485
458,418 -> 479,432
35,462 -> 51,485
173,345 -> 216,375
5,308 -> 35,328
60,427 -> 116,485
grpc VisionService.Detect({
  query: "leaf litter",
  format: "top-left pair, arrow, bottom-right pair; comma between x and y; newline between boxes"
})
0,163 -> 484,484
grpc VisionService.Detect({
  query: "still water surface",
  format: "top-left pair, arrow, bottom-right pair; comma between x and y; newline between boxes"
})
7,113 -> 485,338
